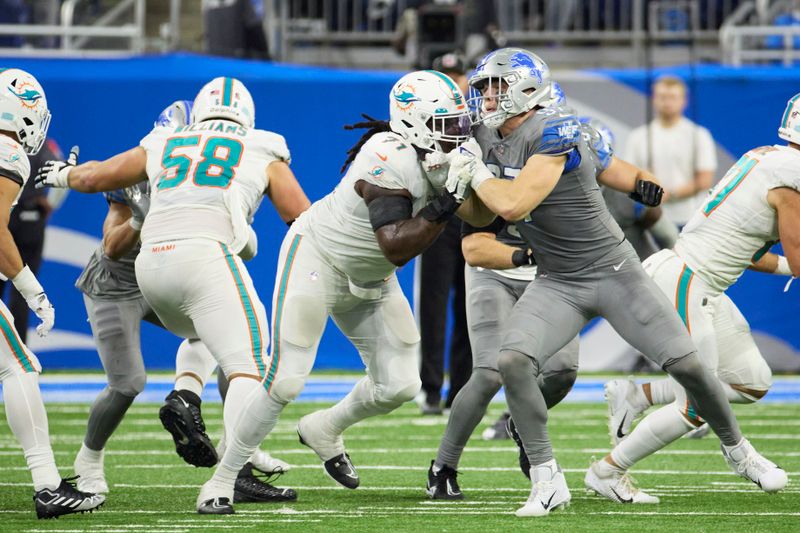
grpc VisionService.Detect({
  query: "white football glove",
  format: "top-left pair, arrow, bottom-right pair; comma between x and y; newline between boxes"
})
34,145 -> 79,189
12,266 -> 54,337
444,153 -> 475,203
123,182 -> 151,231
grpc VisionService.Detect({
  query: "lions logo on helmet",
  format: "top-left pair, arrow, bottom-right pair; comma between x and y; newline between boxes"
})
468,48 -> 553,130
0,68 -> 51,155
388,70 -> 471,153
155,100 -> 194,129
778,92 -> 800,145
191,77 -> 255,129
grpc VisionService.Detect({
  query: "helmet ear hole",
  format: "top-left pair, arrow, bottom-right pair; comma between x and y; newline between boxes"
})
22,117 -> 33,126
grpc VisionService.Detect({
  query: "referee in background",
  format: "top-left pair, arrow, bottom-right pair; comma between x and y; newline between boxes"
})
416,52 -> 472,415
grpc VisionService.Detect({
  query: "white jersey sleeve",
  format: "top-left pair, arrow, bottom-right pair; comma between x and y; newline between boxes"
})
352,132 -> 422,195
251,130 -> 290,166
0,137 -> 30,190
764,149 -> 800,192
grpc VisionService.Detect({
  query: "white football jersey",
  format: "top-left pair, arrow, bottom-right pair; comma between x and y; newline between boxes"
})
675,144 -> 800,292
295,131 -> 434,283
139,119 -> 290,249
0,135 -> 31,207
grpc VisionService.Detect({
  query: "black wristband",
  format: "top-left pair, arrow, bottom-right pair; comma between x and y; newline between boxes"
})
511,248 -> 534,267
419,191 -> 459,224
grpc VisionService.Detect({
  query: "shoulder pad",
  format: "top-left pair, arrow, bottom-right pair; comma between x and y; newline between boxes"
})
0,138 -> 30,185
582,123 -> 613,172
354,132 -> 419,191
139,126 -> 171,151
538,111 -> 581,156
251,129 -> 291,164
764,149 -> 800,192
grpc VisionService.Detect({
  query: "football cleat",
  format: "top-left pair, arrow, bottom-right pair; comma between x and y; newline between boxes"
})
584,460 -> 660,504
34,478 -> 105,519
197,497 -> 234,515
159,389 -> 218,468
234,462 -> 297,503
481,412 -> 511,440
605,378 -> 649,445
297,410 -> 359,489
426,460 -> 463,500
515,460 -> 571,517
250,449 -> 291,474
73,450 -> 108,495
506,416 -> 531,479
722,439 -> 788,493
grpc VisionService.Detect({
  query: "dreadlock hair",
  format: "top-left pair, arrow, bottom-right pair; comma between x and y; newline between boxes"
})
341,114 -> 393,174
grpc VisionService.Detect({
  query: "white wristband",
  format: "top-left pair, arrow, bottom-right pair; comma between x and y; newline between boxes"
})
55,165 -> 72,189
776,255 -> 792,276
470,160 -> 495,191
129,217 -> 143,231
11,265 -> 44,300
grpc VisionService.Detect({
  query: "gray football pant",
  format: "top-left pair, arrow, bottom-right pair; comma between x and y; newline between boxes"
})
82,294 -> 161,451
498,249 -> 743,466
435,267 -> 578,469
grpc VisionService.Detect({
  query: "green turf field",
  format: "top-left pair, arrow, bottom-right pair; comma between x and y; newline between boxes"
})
1,400 -> 798,532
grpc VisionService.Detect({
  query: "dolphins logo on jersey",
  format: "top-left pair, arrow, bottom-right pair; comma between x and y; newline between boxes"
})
7,81 -> 42,109
509,52 -> 543,83
393,83 -> 421,110
369,165 -> 385,178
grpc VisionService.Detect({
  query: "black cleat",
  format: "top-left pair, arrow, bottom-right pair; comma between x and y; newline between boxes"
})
234,462 -> 298,503
323,453 -> 360,489
159,389 -> 218,468
482,412 -> 511,440
197,497 -> 234,515
506,416 -> 531,479
426,460 -> 463,500
34,477 -> 105,519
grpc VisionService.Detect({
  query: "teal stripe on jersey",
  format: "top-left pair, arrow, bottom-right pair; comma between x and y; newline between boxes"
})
220,243 -> 265,378
703,157 -> 757,216
676,265 -> 694,331
266,235 -> 302,392
222,77 -> 233,107
0,308 -> 33,372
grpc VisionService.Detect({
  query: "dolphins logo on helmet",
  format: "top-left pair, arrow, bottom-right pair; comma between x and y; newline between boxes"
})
393,83 -> 421,111
0,68 -> 50,154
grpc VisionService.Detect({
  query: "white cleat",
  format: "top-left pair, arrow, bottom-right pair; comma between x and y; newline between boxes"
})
584,460 -> 659,504
73,448 -> 109,495
297,409 -> 345,462
605,378 -> 649,446
515,460 -> 571,517
196,478 -> 235,512
722,438 -> 788,493
250,449 -> 291,474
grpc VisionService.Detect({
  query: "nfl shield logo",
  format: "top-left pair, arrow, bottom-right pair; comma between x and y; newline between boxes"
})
495,144 -> 505,156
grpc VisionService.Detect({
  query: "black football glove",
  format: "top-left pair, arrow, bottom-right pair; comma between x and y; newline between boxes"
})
512,248 -> 535,267
629,179 -> 664,207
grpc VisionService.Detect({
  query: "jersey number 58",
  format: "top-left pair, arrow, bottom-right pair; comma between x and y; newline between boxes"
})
158,136 -> 243,191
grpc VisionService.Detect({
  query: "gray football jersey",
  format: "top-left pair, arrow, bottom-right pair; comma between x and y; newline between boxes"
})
75,184 -> 144,301
475,107 -> 627,273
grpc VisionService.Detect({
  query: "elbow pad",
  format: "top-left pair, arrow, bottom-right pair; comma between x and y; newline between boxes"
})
239,226 -> 258,261
367,194 -> 413,232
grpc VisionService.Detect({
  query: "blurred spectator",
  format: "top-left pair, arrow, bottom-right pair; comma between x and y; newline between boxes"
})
432,51 -> 468,94
766,0 -> 800,50
0,139 -> 66,342
623,76 -> 717,228
416,54 -> 472,415
203,0 -> 269,59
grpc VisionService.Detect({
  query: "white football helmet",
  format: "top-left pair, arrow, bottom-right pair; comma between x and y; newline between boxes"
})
389,70 -> 471,153
191,77 -> 255,128
778,92 -> 800,145
468,48 -> 553,129
0,68 -> 51,154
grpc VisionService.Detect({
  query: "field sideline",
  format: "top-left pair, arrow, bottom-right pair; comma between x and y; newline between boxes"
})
1,395 -> 799,531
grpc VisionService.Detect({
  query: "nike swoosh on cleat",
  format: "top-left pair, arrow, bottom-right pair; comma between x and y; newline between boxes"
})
541,492 -> 557,510
616,413 -> 628,439
611,487 -> 633,504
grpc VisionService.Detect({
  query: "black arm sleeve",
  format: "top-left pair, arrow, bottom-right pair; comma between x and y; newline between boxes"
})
367,194 -> 413,232
0,167 -> 24,187
461,216 -> 506,239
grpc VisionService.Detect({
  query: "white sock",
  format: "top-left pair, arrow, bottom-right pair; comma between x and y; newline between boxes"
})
76,443 -> 104,465
2,372 -> 60,491
209,380 -> 285,494
646,378 -> 676,405
611,404 -> 695,470
595,457 -> 624,476
174,340 -> 217,397
326,376 -> 395,435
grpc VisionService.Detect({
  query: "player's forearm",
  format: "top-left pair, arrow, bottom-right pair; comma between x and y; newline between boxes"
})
456,194 -> 496,228
375,217 -> 447,267
103,222 -> 140,260
462,235 -> 516,269
68,161 -> 107,193
0,224 -> 24,279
